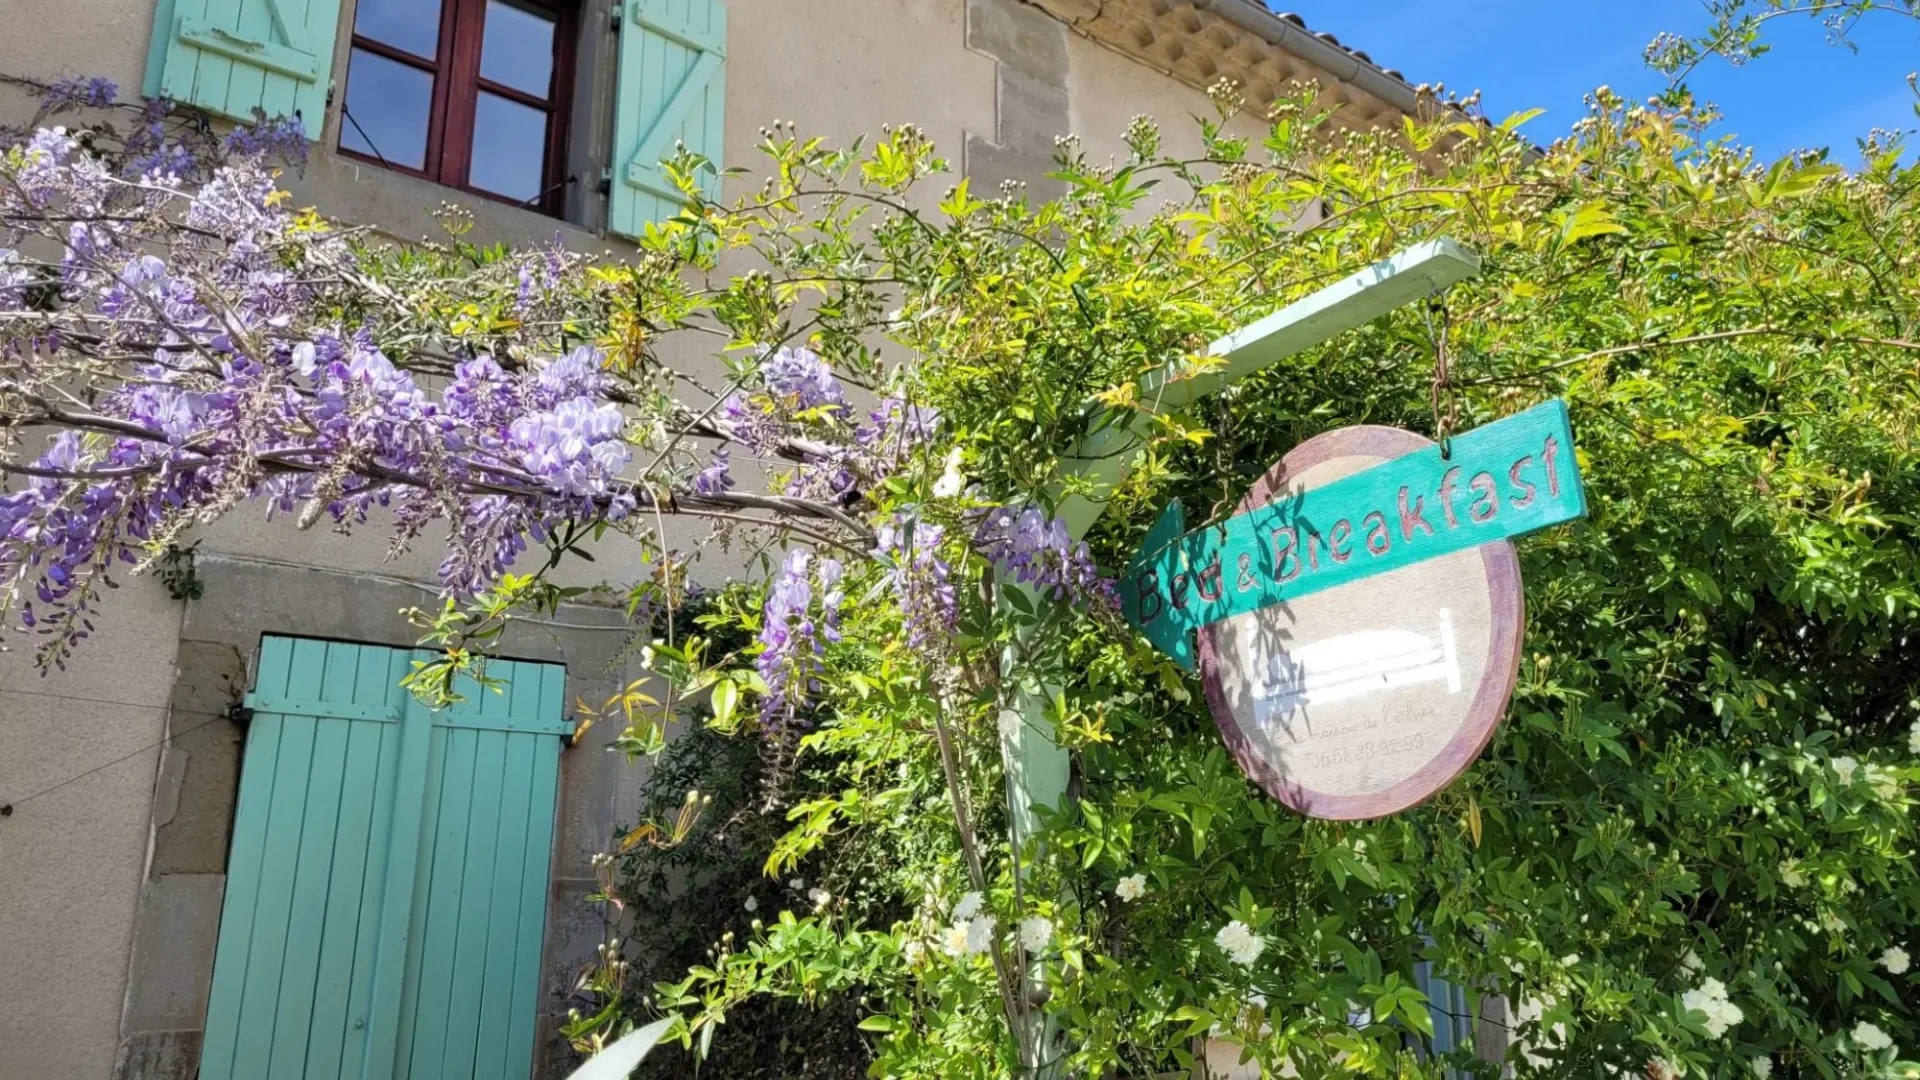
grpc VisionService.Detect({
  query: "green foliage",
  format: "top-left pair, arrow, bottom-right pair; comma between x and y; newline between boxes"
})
575,52 -> 1920,1080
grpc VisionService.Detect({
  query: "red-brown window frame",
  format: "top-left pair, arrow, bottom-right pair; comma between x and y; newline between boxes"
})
338,0 -> 577,217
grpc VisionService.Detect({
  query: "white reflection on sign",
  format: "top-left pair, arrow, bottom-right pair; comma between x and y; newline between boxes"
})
1253,609 -> 1461,724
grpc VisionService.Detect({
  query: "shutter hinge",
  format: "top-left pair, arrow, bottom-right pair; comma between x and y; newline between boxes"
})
597,167 -> 612,197
610,6 -> 621,32
325,81 -> 335,109
226,701 -> 255,730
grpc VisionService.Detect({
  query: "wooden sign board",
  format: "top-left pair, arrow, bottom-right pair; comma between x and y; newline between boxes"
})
1119,400 -> 1586,819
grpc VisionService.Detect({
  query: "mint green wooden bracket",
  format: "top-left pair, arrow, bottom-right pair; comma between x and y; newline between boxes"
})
1001,238 -> 1482,1076
174,17 -> 320,80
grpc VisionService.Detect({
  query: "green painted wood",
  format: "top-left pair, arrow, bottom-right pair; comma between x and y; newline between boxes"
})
503,663 -> 566,1073
205,638 -> 564,1080
1055,239 -> 1484,538
227,638 -> 325,1068
471,669 -> 544,1075
327,649 -> 412,1075
364,675 -> 441,1080
143,0 -> 341,124
263,644 -> 357,1077
609,0 -> 727,239
398,720 -> 475,1078
198,637 -> 292,1080
243,696 -> 402,722
439,728 -> 508,1079
1118,398 -> 1586,669
303,692 -> 394,1075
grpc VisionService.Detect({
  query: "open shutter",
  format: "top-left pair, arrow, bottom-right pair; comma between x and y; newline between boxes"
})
142,0 -> 342,125
608,0 -> 726,239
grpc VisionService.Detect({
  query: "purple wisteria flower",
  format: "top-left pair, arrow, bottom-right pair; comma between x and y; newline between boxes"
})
757,549 -> 818,728
506,398 -> 632,497
40,76 -> 117,112
761,346 -> 845,413
224,115 -> 308,165
0,132 -> 666,664
973,505 -> 1113,603
752,550 -> 853,727
875,515 -> 956,650
692,448 -> 733,495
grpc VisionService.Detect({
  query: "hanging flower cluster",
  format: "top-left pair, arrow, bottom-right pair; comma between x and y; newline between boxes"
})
875,515 -> 956,651
1680,976 -> 1744,1038
0,130 -> 785,667
755,550 -> 843,729
972,504 -> 1112,603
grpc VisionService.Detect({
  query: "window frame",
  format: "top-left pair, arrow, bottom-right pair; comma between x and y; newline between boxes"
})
338,0 -> 577,217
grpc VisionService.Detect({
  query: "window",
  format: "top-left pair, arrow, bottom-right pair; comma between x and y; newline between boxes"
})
339,0 -> 575,215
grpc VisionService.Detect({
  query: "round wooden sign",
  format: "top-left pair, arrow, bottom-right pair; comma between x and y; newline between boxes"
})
1195,426 -> 1524,820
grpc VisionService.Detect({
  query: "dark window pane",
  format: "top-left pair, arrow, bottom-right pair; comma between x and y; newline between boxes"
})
469,92 -> 549,202
354,0 -> 441,59
339,50 -> 434,170
480,0 -> 556,98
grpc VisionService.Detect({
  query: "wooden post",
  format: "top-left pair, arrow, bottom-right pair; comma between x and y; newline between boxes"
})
997,238 -> 1482,1076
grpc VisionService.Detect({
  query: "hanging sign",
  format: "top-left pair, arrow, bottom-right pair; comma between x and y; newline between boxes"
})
1119,399 -> 1586,819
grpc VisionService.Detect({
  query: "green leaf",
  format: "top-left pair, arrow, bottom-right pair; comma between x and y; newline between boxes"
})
709,679 -> 739,726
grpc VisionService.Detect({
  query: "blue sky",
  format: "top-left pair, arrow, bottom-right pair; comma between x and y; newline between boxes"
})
1272,1 -> 1919,163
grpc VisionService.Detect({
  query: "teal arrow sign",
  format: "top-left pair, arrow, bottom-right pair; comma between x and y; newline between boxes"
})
1118,398 -> 1587,670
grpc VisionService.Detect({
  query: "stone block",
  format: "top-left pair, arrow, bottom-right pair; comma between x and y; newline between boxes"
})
967,0 -> 1069,74
112,1029 -> 203,1080
150,642 -> 247,877
120,874 -> 225,1033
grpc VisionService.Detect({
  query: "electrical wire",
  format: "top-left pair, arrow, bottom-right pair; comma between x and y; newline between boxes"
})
0,686 -> 242,815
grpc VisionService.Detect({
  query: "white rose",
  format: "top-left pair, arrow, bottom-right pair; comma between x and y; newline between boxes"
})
1115,873 -> 1147,901
952,891 -> 984,921
1880,946 -> 1911,975
941,922 -> 971,957
1832,755 -> 1859,785
963,914 -> 997,956
1017,915 -> 1053,953
1215,920 -> 1266,967
931,447 -> 965,498
1853,1020 -> 1893,1052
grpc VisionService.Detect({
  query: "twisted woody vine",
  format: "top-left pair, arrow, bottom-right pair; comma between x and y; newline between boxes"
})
4,1 -> 1920,1075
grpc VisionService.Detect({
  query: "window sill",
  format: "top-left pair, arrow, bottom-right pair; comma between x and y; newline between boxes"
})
285,142 -> 617,253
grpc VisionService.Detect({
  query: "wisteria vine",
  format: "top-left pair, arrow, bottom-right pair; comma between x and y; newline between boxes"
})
0,103 -> 1113,710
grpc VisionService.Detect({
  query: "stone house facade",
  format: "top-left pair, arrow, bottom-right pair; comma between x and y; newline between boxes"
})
0,2 -> 1439,1078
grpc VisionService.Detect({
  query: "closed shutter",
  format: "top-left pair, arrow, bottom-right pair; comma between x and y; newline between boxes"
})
608,0 -> 726,239
199,637 -> 566,1080
141,0 -> 342,124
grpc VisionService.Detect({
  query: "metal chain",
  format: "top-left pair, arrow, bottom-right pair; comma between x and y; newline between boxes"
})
1423,294 -> 1458,458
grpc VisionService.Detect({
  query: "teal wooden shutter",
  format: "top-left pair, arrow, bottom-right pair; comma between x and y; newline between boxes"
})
201,637 -> 567,1080
142,0 -> 342,124
608,0 -> 727,239
391,662 -> 566,1080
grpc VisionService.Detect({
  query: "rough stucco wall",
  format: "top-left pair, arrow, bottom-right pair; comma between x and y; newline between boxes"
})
0,575 -> 182,1080
1063,28 -> 1271,204
0,1 -> 1352,1077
